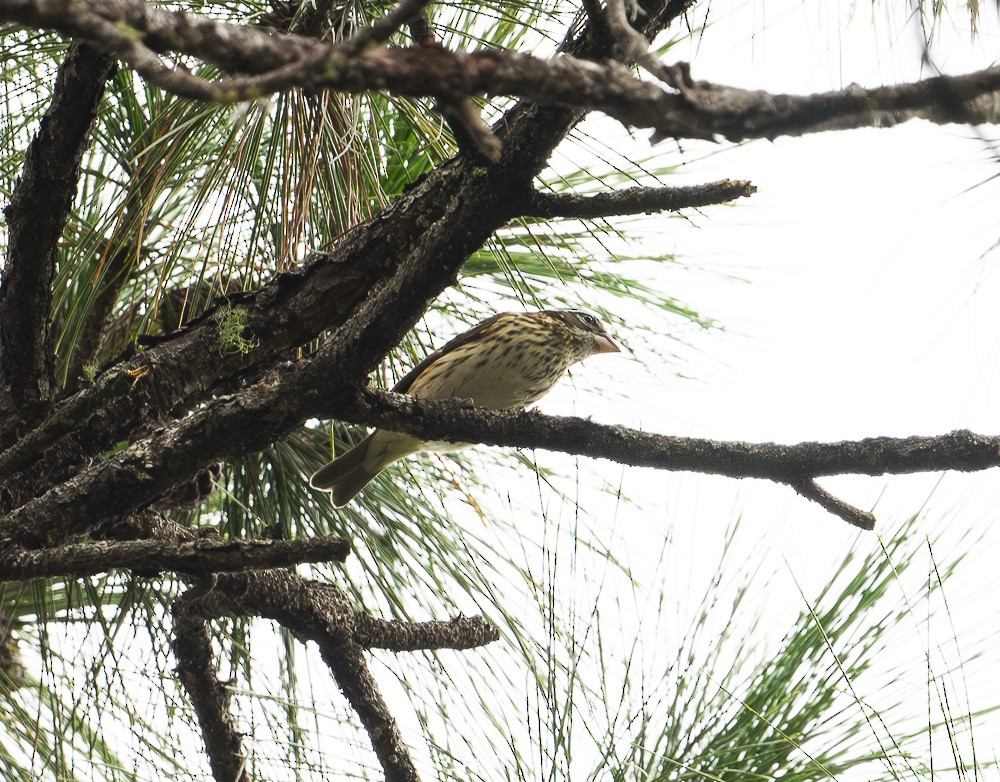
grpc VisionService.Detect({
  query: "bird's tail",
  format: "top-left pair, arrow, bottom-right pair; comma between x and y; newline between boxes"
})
310,432 -> 418,507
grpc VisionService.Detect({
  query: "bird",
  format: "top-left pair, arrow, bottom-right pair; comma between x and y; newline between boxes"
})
310,310 -> 620,507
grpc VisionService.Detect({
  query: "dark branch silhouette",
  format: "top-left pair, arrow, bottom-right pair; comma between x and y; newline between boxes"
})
173,611 -> 249,782
0,535 -> 352,579
0,43 -> 114,427
174,570 -> 498,782
2,0 -> 999,140
527,180 -> 756,219
5,369 -> 1000,543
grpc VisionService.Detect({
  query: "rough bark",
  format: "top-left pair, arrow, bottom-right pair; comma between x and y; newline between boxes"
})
0,42 -> 114,427
0,534 -> 351,579
173,570 -> 498,782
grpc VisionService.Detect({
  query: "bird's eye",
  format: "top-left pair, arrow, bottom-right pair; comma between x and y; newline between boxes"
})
581,313 -> 597,327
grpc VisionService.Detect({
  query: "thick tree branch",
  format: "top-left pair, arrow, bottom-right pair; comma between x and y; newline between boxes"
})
3,0 -> 999,143
0,159 -> 521,536
0,103 -> 529,514
0,98 -> 548,512
0,535 -> 351,579
526,179 -> 756,219
0,0 -> 705,544
0,42 -> 114,423
355,391 -> 1000,479
0,247 -> 372,511
0,0 -> 709,516
0,340 -> 383,544
6,363 -> 1000,543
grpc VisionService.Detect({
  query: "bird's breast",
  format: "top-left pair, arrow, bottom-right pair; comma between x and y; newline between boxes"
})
410,334 -> 572,409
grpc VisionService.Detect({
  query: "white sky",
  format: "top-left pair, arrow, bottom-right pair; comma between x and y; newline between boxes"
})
647,2 -> 1000,597
481,0 -> 1000,773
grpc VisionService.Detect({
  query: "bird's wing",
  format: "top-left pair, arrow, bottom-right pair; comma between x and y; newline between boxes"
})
392,313 -> 508,394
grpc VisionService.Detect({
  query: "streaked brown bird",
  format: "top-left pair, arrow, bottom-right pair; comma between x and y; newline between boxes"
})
310,310 -> 620,507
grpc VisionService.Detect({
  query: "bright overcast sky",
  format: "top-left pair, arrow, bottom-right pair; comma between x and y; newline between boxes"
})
489,0 -> 1000,766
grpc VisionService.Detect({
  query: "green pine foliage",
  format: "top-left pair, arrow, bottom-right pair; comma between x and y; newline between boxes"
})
0,0 -> 993,780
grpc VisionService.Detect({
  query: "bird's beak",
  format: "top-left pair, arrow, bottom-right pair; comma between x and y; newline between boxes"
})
592,333 -> 621,354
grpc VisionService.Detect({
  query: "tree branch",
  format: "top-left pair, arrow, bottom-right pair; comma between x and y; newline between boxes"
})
526,179 -> 756,219
353,392 -> 1000,481
6,361 -> 1000,543
353,614 -> 501,651
343,390 -> 1000,529
601,0 -> 677,85
659,60 -> 1000,140
0,535 -> 351,579
173,612 -> 248,782
0,94 -> 543,511
0,0 -> 716,518
0,0 -> 719,543
345,0 -> 434,54
0,42 -> 114,424
789,479 -> 875,530
406,6 -> 503,161
3,1 -> 1000,142
0,247 -> 372,511
174,570 -> 497,782
315,638 -> 419,782
0,98 -> 531,514
0,0 -> 313,75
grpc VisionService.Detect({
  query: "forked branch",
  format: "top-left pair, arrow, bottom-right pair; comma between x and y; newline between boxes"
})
174,570 -> 499,782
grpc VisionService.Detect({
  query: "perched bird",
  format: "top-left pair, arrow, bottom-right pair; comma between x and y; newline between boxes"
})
310,310 -> 620,506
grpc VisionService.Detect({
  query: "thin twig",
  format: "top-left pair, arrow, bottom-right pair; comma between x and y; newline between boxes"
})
406,5 -> 503,161
344,0 -> 435,53
789,479 -> 876,530
526,179 -> 756,219
353,614 -> 500,651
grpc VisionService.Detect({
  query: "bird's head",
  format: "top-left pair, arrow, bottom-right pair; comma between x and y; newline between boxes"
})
546,310 -> 621,355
